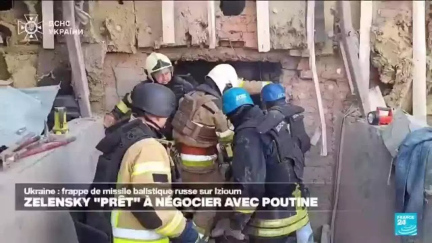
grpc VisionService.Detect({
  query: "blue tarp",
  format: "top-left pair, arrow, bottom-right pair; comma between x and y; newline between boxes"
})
0,85 -> 60,146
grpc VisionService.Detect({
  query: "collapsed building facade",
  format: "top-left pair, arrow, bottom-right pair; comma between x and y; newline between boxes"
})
0,0 -> 428,240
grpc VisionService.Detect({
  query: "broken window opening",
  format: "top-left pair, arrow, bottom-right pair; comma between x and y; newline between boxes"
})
0,0 -> 13,11
220,0 -> 246,16
0,24 -> 12,46
173,60 -> 282,106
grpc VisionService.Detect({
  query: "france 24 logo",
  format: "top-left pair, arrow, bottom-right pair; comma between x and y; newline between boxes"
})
394,213 -> 417,236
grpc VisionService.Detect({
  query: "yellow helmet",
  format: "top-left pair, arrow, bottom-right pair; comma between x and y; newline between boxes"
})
145,52 -> 173,82
206,64 -> 240,94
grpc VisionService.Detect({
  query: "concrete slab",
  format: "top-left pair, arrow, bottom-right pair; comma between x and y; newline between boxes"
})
334,120 -> 398,243
0,117 -> 104,243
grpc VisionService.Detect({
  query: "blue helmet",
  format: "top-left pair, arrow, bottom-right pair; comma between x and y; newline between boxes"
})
261,83 -> 286,103
222,87 -> 254,115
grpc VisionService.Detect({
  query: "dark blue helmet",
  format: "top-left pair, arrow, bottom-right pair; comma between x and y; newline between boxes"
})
261,83 -> 286,103
222,87 -> 254,115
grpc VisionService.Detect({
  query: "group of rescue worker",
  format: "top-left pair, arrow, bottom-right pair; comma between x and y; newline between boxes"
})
71,52 -> 314,243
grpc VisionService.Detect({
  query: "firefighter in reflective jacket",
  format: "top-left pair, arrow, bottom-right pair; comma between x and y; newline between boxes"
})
170,64 -> 238,237
103,52 -> 197,134
214,87 -> 314,243
261,83 -> 311,155
111,83 -> 204,243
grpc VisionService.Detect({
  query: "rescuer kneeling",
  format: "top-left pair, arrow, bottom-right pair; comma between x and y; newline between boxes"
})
212,87 -> 314,243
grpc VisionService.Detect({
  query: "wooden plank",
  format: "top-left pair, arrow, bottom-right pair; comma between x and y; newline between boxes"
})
161,1 -> 175,45
207,1 -> 216,49
307,0 -> 327,157
338,1 -> 370,115
42,0 -> 54,49
359,1 -> 372,95
62,1 -> 92,117
339,43 -> 355,95
412,1 -> 427,123
256,1 -> 271,52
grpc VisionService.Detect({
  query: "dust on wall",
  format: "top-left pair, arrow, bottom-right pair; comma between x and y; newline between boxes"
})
4,53 -> 38,88
87,1 -> 136,53
93,1 -> 319,51
82,42 -> 107,112
370,1 -> 414,109
269,1 -> 306,50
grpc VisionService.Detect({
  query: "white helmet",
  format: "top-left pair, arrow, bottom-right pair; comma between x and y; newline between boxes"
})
145,52 -> 173,82
206,64 -> 240,94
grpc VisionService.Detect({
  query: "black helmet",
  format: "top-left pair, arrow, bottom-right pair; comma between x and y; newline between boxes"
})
130,82 -> 176,117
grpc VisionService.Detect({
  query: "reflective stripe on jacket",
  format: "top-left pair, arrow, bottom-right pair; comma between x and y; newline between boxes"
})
112,138 -> 187,242
111,210 -> 168,243
179,143 -> 218,173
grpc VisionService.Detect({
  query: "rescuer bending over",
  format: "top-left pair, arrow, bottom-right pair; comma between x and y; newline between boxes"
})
211,87 -> 314,243
170,64 -> 239,240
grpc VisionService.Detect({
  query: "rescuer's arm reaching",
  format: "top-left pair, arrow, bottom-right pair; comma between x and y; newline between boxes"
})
229,130 -> 266,232
130,139 -> 201,243
238,79 -> 272,95
103,94 -> 133,128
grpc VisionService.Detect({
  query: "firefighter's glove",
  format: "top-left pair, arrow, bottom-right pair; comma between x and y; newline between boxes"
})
211,218 -> 245,241
218,143 -> 233,163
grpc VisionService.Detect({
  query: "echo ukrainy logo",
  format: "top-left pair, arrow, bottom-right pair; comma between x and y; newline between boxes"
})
17,14 -> 83,43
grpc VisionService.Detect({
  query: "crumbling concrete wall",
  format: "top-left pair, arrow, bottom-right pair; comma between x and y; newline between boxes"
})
87,1 -> 332,51
371,1 -> 414,109
269,1 -> 306,50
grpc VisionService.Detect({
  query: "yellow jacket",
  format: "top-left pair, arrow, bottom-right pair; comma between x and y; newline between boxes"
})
112,138 -> 186,243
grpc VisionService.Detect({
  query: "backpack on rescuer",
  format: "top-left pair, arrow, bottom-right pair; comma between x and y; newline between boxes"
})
256,110 -> 306,180
171,91 -> 220,144
70,119 -> 181,243
236,110 -> 306,181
